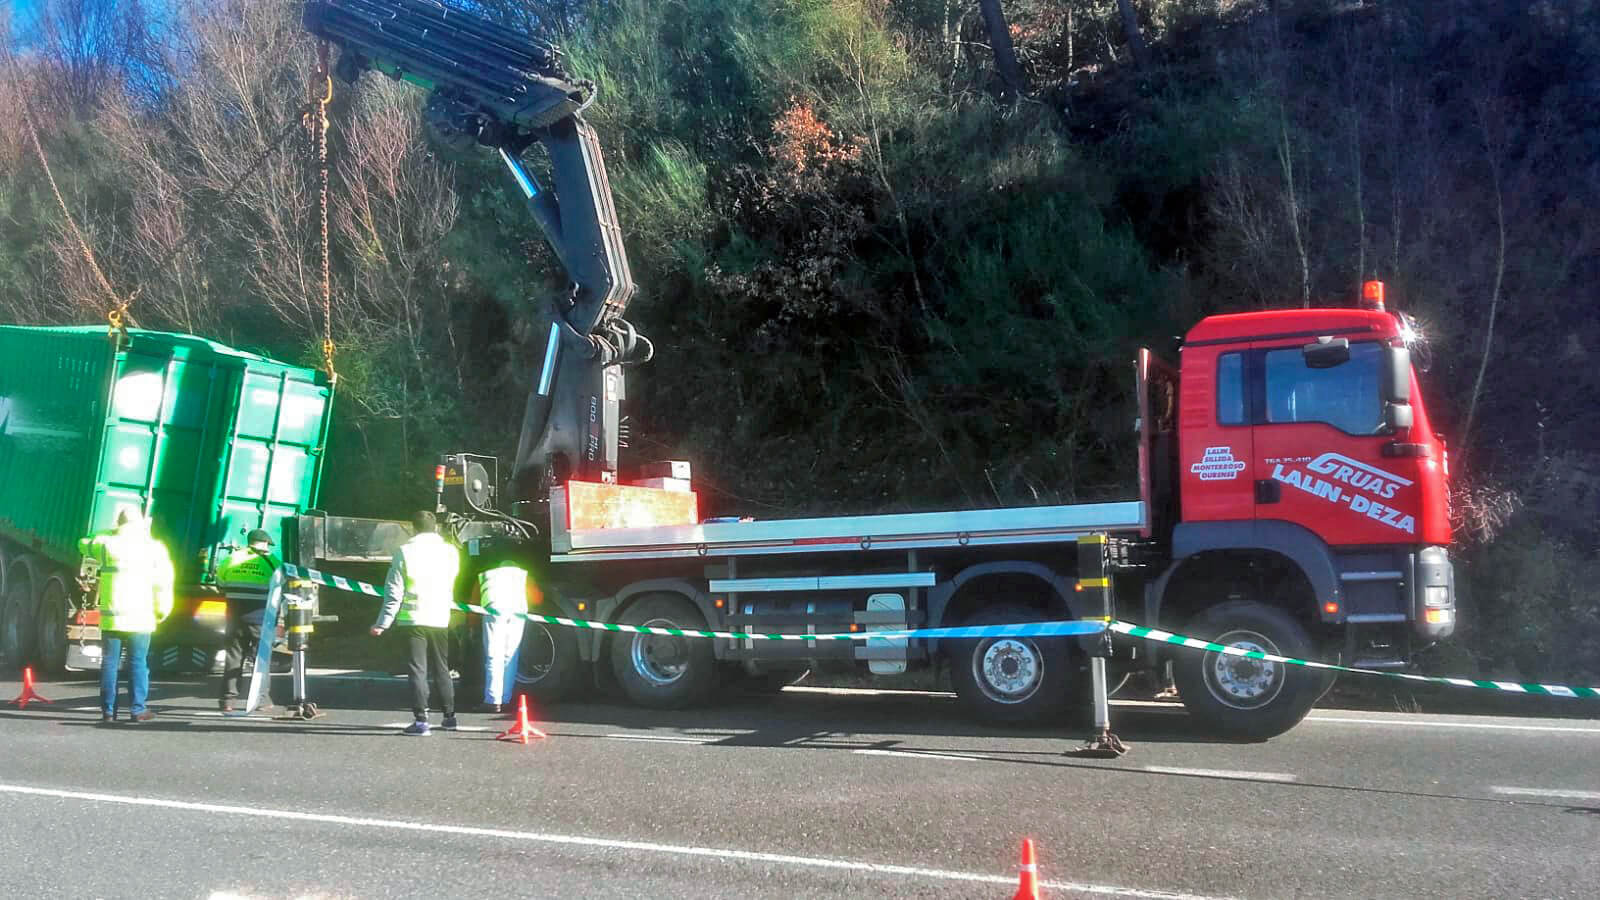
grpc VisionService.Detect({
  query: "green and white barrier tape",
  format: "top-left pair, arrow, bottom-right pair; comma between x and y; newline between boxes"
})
1111,622 -> 1600,699
283,564 -> 1600,698
281,564 -> 1104,642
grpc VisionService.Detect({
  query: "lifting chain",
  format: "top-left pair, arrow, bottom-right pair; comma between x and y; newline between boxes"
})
308,41 -> 337,380
10,73 -> 131,337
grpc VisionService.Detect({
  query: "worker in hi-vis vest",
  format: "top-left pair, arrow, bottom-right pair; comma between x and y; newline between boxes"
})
473,555 -> 540,714
371,511 -> 462,736
215,528 -> 283,713
79,509 -> 174,725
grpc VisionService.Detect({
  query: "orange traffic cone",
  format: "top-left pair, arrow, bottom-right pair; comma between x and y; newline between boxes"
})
1013,838 -> 1040,900
10,666 -> 50,708
495,695 -> 547,744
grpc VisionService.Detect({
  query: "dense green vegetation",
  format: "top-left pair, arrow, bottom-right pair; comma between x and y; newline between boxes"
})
2,0 -> 1597,688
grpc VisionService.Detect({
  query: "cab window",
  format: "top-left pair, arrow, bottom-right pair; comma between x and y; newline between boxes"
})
1263,341 -> 1383,434
1217,352 -> 1246,425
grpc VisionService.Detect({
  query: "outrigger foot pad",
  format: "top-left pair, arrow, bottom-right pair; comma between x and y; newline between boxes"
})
276,702 -> 323,721
1070,729 -> 1129,758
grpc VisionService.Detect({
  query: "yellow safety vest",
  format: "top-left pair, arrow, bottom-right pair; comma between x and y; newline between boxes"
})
395,533 -> 460,628
216,548 -> 281,607
478,563 -> 531,617
79,524 -> 175,634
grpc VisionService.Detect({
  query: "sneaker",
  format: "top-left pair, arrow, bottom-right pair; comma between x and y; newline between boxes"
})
100,714 -> 116,725
441,715 -> 458,731
476,703 -> 503,715
219,701 -> 236,713
402,720 -> 430,736
126,711 -> 156,724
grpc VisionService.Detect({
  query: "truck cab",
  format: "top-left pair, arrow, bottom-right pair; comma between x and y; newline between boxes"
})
1146,283 -> 1455,736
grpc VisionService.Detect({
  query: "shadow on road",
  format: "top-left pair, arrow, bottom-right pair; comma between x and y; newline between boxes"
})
5,671 -> 1251,745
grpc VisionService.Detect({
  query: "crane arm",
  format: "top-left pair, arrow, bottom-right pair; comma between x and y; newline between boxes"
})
303,0 -> 643,502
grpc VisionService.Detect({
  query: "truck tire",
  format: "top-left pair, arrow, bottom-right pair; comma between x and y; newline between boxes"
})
947,604 -> 1077,726
515,620 -> 583,703
609,594 -> 715,709
35,574 -> 71,675
1,555 -> 40,669
1171,600 -> 1326,740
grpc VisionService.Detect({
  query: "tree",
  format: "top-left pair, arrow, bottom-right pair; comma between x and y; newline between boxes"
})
1115,0 -> 1150,69
976,0 -> 1028,98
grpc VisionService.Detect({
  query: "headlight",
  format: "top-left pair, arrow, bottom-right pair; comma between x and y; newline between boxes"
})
1424,585 -> 1452,608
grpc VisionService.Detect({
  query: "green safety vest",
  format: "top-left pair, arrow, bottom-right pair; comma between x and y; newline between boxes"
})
216,547 -> 282,610
395,533 -> 460,628
79,524 -> 175,634
479,563 -> 531,617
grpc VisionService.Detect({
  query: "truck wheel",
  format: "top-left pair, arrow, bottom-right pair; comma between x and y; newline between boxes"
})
1171,600 -> 1324,740
1,555 -> 40,669
947,604 -> 1076,726
35,575 -> 71,675
515,619 -> 583,703
609,594 -> 715,709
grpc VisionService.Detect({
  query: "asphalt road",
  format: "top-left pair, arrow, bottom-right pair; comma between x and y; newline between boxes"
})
1,670 -> 1596,899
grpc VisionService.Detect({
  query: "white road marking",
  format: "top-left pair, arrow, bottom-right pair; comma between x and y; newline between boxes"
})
602,733 -> 711,745
1142,766 -> 1297,783
1305,714 -> 1600,735
0,783 -> 1227,900
1490,786 -> 1600,802
853,749 -> 984,762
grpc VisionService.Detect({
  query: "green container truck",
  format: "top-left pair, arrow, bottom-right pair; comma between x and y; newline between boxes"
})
0,325 -> 334,673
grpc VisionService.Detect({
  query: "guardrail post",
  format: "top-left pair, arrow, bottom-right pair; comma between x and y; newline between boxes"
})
1072,534 -> 1128,757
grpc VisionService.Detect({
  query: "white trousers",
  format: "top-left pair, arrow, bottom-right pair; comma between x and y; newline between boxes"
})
482,615 -> 525,704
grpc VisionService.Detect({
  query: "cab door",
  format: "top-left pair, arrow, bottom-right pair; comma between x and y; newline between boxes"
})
1250,339 -> 1421,545
1177,345 -> 1255,525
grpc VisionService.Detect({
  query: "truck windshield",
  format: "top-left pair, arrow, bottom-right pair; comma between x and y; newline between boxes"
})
1264,341 -> 1383,434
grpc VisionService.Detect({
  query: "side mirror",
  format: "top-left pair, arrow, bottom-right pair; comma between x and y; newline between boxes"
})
1384,345 -> 1411,404
1384,402 -> 1414,432
1302,337 -> 1350,369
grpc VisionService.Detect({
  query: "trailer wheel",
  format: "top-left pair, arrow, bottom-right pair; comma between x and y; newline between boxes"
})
35,574 -> 71,675
1171,600 -> 1326,740
515,619 -> 583,703
1,555 -> 40,669
947,604 -> 1076,726
610,594 -> 715,709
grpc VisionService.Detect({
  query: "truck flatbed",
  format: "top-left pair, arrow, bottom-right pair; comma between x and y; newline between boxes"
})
549,495 -> 1147,562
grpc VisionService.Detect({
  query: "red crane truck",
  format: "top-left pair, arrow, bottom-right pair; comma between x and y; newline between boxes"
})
302,0 -> 1455,739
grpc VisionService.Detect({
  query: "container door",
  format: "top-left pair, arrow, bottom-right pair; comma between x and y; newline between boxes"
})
216,368 -> 331,546
95,350 -> 230,581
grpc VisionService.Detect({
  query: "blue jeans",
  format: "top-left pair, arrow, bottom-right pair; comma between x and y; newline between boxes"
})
101,631 -> 151,717
482,615 -> 524,704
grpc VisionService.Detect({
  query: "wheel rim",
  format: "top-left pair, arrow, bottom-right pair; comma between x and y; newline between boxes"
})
972,637 -> 1044,704
515,625 -> 558,684
630,617 -> 690,686
1202,629 -> 1286,710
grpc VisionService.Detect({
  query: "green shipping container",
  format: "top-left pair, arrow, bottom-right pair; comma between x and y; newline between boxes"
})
0,325 -> 333,666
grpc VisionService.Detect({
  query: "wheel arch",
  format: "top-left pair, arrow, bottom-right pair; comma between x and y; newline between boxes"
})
927,561 -> 1082,655
1147,520 -> 1336,664
600,579 -> 719,661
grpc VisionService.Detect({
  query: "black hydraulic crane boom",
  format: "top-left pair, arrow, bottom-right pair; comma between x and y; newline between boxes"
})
303,0 -> 645,512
